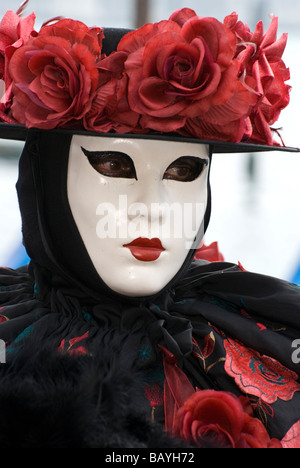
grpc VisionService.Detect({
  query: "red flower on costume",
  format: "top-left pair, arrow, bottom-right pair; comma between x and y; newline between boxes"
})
117,10 -> 255,142
224,338 -> 300,403
9,19 -> 104,129
194,241 -> 225,262
224,12 -> 291,145
173,389 -> 282,448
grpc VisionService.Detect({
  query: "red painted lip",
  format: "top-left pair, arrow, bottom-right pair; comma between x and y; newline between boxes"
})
123,237 -> 165,262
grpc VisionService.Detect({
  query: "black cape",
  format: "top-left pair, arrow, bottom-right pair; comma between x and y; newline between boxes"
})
0,258 -> 299,447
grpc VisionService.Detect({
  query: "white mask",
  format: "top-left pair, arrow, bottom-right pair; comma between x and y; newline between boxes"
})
67,135 -> 210,297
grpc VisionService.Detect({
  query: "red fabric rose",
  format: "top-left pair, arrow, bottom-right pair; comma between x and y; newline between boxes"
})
0,8 -> 35,121
173,389 -> 282,448
0,9 -> 36,83
168,8 -> 198,27
84,51 -> 140,133
117,11 -> 256,142
9,19 -> 104,129
224,13 -> 291,145
194,241 -> 225,262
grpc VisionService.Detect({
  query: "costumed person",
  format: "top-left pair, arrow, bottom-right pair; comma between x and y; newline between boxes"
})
0,3 -> 299,448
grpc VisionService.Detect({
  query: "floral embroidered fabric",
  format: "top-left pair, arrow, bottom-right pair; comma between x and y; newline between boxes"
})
224,337 -> 300,404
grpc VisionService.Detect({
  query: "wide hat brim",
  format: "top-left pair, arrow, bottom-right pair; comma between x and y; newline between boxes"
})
0,122 -> 298,154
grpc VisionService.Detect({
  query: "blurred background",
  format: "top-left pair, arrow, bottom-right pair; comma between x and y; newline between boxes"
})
0,0 -> 299,283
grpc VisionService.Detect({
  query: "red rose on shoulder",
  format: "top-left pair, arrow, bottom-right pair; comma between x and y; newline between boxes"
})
117,10 -> 256,141
9,19 -> 104,129
173,389 -> 282,448
194,241 -> 225,262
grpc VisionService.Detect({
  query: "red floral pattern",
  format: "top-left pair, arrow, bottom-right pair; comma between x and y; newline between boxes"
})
58,332 -> 89,356
224,337 -> 300,403
0,306 -> 8,323
282,421 -> 300,448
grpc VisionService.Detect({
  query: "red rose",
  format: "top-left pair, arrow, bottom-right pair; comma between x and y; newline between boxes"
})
84,51 -> 140,133
168,8 -> 198,27
0,9 -> 36,82
173,389 -> 282,448
225,13 -> 290,145
9,19 -> 103,129
0,9 -> 35,121
181,79 -> 255,142
117,12 -> 256,141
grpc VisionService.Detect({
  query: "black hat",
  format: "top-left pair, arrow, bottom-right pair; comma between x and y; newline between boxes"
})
0,7 -> 298,153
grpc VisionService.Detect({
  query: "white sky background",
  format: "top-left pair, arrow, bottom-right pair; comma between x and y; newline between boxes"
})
0,0 -> 299,282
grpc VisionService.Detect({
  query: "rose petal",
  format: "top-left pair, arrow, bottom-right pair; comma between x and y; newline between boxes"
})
169,8 -> 197,27
260,17 -> 279,50
182,16 -> 236,67
181,411 -> 194,439
140,114 -> 186,133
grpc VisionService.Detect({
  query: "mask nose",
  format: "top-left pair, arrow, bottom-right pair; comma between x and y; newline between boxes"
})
127,175 -> 170,237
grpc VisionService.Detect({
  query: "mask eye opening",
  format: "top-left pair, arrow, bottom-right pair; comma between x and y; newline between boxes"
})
81,147 -> 137,180
163,156 -> 208,182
